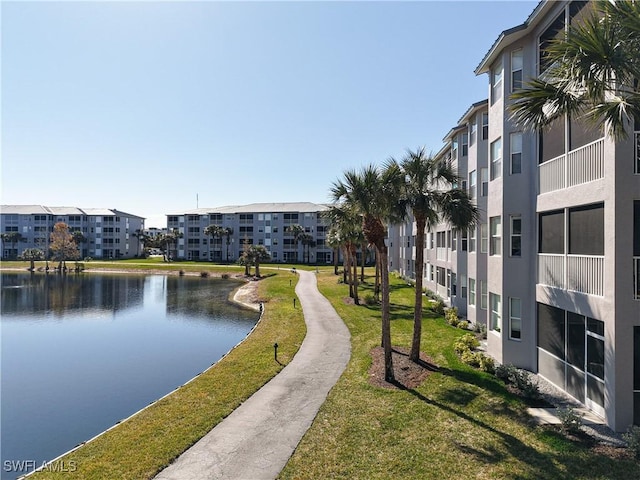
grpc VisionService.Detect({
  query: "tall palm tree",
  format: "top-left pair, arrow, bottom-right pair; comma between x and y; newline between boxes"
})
204,224 -> 224,261
331,164 -> 404,382
286,224 -> 305,263
324,204 -> 363,305
509,1 -> 640,140
392,148 -> 479,363
1,232 -> 24,259
222,227 -> 234,262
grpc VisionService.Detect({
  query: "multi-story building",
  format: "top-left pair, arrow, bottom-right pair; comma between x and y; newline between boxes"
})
389,0 -> 640,432
0,205 -> 145,259
166,202 -> 333,264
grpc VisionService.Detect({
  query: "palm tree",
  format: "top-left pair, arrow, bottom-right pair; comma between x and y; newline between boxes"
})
393,147 -> 479,363
324,204 -> 363,305
204,224 -> 224,262
161,229 -> 183,262
300,232 -> 315,264
509,1 -> 640,140
250,245 -> 271,277
20,248 -> 45,271
286,224 -> 305,263
331,164 -> 404,382
223,227 -> 234,262
325,228 -> 341,276
1,232 -> 24,259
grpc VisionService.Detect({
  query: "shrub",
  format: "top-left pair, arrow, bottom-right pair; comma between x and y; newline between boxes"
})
445,307 -> 459,326
478,354 -> 495,373
454,333 -> 480,354
623,425 -> 640,458
221,273 -> 230,279
457,320 -> 469,330
557,406 -> 583,435
200,271 -> 209,278
495,364 -> 541,399
364,294 -> 377,306
460,350 -> 480,367
431,299 -> 446,316
179,270 -> 185,276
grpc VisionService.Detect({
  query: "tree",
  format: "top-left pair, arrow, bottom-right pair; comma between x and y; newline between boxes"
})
204,224 -> 225,262
222,227 -> 234,262
161,229 -> 183,262
509,1 -> 640,141
325,228 -> 341,276
300,232 -> 316,264
1,232 -> 24,259
331,164 -> 404,382
49,222 -> 80,271
19,248 -> 45,271
239,243 -> 271,277
286,224 -> 305,263
393,147 -> 479,363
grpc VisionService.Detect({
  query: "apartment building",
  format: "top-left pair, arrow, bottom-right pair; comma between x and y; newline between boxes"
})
166,202 -> 333,264
0,205 -> 145,259
389,0 -> 640,431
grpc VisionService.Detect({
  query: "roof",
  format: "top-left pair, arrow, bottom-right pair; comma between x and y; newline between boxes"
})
457,99 -> 489,124
0,205 -> 145,219
170,202 -> 331,216
474,1 -> 547,75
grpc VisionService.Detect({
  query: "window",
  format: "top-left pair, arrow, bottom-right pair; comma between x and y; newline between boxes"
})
482,113 -> 489,140
491,63 -> 503,104
429,233 -> 434,249
452,138 -> 458,160
480,280 -> 488,309
462,133 -> 468,157
510,215 -> 522,257
490,217 -> 501,256
490,293 -> 501,331
476,170 -> 487,198
470,118 -> 477,145
469,170 -> 477,199
510,132 -> 522,174
461,230 -> 468,251
480,224 -> 488,253
635,201 -> 640,299
509,298 -> 522,339
452,230 -> 457,251
569,203 -> 604,255
469,227 -> 476,252
511,49 -> 523,91
539,210 -> 565,254
469,278 -> 476,307
460,274 -> 467,298
491,138 -> 502,180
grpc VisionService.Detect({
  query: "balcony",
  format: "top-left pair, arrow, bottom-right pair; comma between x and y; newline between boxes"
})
539,137 -> 605,194
538,253 -> 604,297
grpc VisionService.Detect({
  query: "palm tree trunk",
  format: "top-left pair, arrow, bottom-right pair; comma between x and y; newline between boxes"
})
360,243 -> 366,282
374,253 -> 381,301
410,216 -> 426,362
342,246 -> 349,284
351,245 -> 359,305
377,242 -> 394,382
333,248 -> 339,275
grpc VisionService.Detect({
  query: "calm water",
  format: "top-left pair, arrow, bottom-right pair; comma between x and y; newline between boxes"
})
0,272 -> 258,480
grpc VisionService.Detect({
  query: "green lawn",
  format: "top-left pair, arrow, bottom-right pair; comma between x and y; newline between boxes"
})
278,271 -> 639,480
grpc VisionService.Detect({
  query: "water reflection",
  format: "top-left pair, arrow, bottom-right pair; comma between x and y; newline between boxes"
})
0,272 -> 258,480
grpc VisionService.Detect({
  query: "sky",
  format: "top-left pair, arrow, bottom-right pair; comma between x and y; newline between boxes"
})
1,0 -> 538,228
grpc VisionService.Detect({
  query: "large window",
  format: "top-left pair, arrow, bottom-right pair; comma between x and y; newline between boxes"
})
491,138 -> 502,180
482,113 -> 489,140
510,215 -> 522,257
480,280 -> 488,310
490,293 -> 501,332
469,227 -> 476,253
510,132 -> 522,174
569,203 -> 604,255
539,210 -> 564,254
509,297 -> 522,339
511,49 -> 523,91
470,118 -> 477,145
491,62 -> 503,104
462,133 -> 468,157
469,278 -> 476,307
635,201 -> 640,300
480,223 -> 488,253
490,216 -> 501,256
481,168 -> 489,196
469,170 -> 477,199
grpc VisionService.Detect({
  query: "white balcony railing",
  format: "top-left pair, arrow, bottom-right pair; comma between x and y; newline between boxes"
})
538,253 -> 564,289
538,253 -> 604,297
539,137 -> 605,194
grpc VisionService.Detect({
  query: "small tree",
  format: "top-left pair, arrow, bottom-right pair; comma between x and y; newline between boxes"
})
19,248 -> 45,271
1,232 -> 24,259
49,222 -> 80,271
250,245 -> 271,277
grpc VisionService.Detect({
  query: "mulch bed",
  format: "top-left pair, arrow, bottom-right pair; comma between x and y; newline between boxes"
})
368,346 -> 438,390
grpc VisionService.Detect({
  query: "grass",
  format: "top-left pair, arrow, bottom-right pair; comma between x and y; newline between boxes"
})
26,269 -> 306,480
277,271 -> 639,480
10,264 -> 639,479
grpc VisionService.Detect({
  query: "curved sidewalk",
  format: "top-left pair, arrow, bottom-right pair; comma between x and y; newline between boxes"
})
154,269 -> 351,480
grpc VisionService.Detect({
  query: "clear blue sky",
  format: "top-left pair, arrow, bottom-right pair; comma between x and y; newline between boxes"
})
2,0 -> 537,228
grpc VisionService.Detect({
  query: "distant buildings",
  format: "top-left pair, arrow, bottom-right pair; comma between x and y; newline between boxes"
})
0,205 -> 145,259
388,0 -> 640,432
166,202 -> 333,264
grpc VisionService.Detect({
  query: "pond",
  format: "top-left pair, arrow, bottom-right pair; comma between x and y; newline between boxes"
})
0,272 -> 259,480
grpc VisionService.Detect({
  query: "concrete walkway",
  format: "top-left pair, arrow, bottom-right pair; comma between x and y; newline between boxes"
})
154,270 -> 351,480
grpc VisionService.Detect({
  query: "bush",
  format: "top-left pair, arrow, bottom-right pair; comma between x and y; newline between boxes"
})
431,299 -> 446,316
495,364 -> 540,399
457,320 -> 469,330
364,294 -> 377,306
623,425 -> 640,458
179,270 -> 185,276
453,333 -> 480,354
445,307 -> 459,326
557,406 -> 583,435
473,322 -> 487,339
200,271 -> 209,278
478,354 -> 495,373
221,273 -> 229,279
